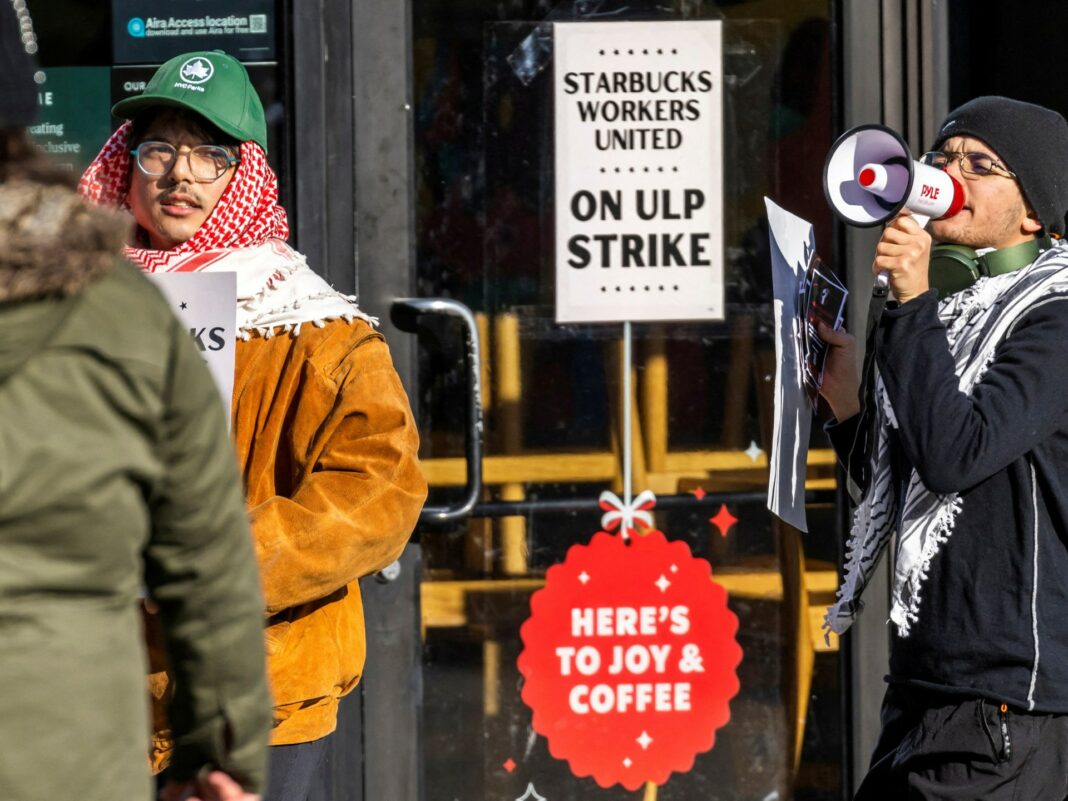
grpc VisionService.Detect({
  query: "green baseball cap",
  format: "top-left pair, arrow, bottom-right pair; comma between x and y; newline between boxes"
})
111,50 -> 268,152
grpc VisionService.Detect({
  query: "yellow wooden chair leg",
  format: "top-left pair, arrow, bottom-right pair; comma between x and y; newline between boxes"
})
642,336 -> 668,473
500,483 -> 528,576
722,314 -> 755,449
483,639 -> 500,718
779,522 -> 815,778
493,312 -> 528,575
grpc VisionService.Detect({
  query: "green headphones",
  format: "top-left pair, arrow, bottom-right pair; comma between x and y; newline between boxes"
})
929,235 -> 1054,296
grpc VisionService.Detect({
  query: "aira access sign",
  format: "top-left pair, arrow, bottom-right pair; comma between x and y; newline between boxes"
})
554,21 -> 724,324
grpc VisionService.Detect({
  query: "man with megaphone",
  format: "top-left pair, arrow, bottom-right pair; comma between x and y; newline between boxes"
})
818,97 -> 1068,799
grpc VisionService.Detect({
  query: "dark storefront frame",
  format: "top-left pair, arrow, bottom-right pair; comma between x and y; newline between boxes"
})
287,4 -> 424,799
281,0 -> 958,795
21,1 -> 954,798
835,1 -> 949,785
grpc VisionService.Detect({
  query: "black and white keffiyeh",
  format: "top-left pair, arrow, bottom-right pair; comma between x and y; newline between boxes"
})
825,241 -> 1068,638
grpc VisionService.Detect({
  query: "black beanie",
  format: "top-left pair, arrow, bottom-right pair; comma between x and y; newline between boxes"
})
933,96 -> 1068,236
0,1 -> 37,129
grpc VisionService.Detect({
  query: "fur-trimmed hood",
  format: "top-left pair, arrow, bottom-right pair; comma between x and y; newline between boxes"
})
0,180 -> 130,302
0,180 -> 131,383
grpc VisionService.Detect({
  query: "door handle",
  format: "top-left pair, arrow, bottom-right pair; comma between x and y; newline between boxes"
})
391,298 -> 484,524
391,299 -> 838,526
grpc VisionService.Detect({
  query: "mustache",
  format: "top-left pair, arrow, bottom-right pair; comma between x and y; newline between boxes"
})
158,187 -> 203,208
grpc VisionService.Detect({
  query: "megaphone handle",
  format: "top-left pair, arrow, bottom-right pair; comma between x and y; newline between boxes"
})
873,212 -> 931,291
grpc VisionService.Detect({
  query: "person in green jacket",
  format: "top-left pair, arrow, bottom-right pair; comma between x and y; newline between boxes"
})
0,6 -> 272,800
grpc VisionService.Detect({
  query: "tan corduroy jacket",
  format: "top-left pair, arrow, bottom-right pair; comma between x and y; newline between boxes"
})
151,316 -> 426,763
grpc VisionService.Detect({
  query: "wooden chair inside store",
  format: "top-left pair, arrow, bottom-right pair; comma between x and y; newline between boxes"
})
419,311 -> 623,578
419,310 -> 840,792
420,311 -> 622,730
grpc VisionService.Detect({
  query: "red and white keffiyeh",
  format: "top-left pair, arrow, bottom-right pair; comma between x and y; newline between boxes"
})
79,123 -> 372,338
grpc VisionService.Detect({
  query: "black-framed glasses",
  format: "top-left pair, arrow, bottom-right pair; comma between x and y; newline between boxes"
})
130,141 -> 240,183
921,150 -> 1016,179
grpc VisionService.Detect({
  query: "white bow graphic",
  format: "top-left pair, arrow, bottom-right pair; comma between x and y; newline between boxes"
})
599,489 -> 657,536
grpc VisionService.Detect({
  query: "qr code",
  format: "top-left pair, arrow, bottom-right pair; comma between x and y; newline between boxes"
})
249,14 -> 267,33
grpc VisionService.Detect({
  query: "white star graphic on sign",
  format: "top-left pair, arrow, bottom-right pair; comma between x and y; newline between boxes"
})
669,564 -> 678,573
637,731 -> 653,750
623,757 -> 633,768
578,571 -> 590,585
515,783 -> 547,801
745,440 -> 764,462
655,574 -> 671,593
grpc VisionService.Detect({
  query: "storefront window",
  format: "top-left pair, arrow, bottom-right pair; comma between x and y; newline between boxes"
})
23,1 -> 849,796
24,1 -> 289,207
413,2 -> 845,799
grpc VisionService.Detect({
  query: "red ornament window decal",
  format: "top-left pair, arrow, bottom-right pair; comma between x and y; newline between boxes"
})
518,529 -> 743,790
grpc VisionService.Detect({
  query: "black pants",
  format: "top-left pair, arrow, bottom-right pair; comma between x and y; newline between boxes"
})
263,736 -> 330,801
855,684 -> 1068,800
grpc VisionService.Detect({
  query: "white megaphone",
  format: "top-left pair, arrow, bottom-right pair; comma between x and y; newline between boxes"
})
824,124 -> 964,287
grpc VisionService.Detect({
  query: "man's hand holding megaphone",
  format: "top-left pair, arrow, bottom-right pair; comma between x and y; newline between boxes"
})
872,210 -> 933,304
813,123 -> 952,487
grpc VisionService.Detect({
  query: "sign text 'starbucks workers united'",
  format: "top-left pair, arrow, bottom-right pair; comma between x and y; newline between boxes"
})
554,21 -> 724,323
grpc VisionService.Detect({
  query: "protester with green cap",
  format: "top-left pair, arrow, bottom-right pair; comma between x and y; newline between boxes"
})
80,50 -> 427,801
1,8 -> 271,801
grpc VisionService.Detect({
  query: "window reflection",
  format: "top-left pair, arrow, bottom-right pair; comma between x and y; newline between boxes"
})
414,2 -> 844,800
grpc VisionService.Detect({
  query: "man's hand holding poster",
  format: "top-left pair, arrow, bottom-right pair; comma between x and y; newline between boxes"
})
798,252 -> 848,405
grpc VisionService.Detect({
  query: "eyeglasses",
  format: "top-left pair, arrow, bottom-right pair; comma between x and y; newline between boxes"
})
130,141 -> 240,183
921,150 -> 1016,179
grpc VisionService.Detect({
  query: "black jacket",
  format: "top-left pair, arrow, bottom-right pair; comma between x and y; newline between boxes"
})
830,288 -> 1068,713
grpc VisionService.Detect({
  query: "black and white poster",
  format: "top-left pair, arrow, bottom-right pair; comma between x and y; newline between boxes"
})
148,272 -> 237,424
554,21 -> 724,323
765,198 -> 815,533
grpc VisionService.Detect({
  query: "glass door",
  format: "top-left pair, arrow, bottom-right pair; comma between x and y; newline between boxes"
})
410,2 -> 848,799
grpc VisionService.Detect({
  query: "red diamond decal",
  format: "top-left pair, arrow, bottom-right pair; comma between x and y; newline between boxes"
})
710,504 -> 738,538
503,758 -> 516,773
690,486 -> 706,500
